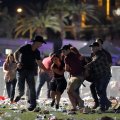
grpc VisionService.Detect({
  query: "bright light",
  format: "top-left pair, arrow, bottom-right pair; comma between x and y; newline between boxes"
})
98,0 -> 102,6
5,49 -> 12,55
106,0 -> 110,16
115,8 -> 120,16
17,8 -> 23,13
113,8 -> 120,16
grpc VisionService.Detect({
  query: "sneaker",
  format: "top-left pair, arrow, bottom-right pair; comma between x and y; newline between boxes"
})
83,106 -> 91,114
97,108 -> 105,114
51,99 -> 55,107
55,104 -> 59,109
10,100 -> 16,104
92,103 -> 99,109
14,96 -> 21,102
27,105 -> 36,111
33,107 -> 41,112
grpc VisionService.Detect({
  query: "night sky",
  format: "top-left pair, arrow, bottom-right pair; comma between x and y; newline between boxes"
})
1,0 -> 48,14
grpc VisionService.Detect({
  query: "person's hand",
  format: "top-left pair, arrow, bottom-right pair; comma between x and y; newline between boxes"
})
16,63 -> 22,69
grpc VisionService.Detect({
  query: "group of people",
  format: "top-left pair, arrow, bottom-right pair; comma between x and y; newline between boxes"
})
3,35 -> 112,112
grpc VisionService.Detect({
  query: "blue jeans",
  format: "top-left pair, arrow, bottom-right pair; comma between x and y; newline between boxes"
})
94,75 -> 111,110
16,69 -> 36,107
36,71 -> 51,99
6,78 -> 17,101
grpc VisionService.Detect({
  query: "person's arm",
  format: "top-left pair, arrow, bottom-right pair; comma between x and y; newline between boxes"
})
14,50 -> 21,63
51,65 -> 64,75
14,50 -> 22,69
65,64 -> 71,72
3,62 -> 8,72
36,59 -> 48,71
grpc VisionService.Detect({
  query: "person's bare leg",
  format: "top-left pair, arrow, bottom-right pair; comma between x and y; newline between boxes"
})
50,91 -> 56,107
67,83 -> 77,110
55,91 -> 61,109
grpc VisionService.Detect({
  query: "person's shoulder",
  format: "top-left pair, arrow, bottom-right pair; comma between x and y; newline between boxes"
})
102,48 -> 111,55
20,44 -> 31,49
35,48 -> 40,54
42,56 -> 51,62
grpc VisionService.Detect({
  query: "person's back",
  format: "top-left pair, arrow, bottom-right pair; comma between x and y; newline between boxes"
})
42,56 -> 52,71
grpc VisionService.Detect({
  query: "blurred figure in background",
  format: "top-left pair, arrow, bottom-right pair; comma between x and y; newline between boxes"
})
3,53 -> 17,103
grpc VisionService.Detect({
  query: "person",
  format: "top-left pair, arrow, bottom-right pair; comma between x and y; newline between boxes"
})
100,116 -> 114,120
85,42 -> 111,112
61,45 -> 84,111
36,53 -> 53,99
96,38 -> 112,65
14,35 -> 47,111
3,53 -> 17,103
49,54 -> 67,109
65,44 -> 86,107
89,38 -> 112,109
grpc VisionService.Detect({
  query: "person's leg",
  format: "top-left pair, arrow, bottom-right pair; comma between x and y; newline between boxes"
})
95,76 -> 110,111
67,77 -> 78,110
74,77 -> 84,108
90,83 -> 99,109
36,72 -> 46,99
5,82 -> 11,98
49,80 -> 57,107
56,78 -> 67,109
14,70 -> 26,102
26,70 -> 36,110
50,91 -> 56,107
46,74 -> 52,98
55,91 -> 61,109
26,75 -> 38,102
10,79 -> 17,102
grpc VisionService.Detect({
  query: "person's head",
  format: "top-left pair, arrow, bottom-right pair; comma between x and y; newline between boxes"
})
95,38 -> 104,49
100,116 -> 114,120
49,52 -> 54,57
60,45 -> 71,56
51,54 -> 60,64
5,53 -> 15,63
31,35 -> 46,49
89,42 -> 100,53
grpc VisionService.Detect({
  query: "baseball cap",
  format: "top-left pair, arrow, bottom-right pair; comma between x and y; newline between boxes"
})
60,45 -> 71,51
89,42 -> 99,47
95,38 -> 104,44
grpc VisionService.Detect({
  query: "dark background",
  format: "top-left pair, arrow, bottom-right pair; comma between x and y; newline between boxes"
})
1,0 -> 48,14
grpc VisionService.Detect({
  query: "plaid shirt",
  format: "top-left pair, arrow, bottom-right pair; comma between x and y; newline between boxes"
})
89,50 -> 111,79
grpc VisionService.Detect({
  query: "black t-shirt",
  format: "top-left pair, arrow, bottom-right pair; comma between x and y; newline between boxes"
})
18,44 -> 41,70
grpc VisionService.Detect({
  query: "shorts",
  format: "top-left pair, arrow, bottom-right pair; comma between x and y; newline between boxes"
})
67,76 -> 84,91
49,77 -> 67,94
